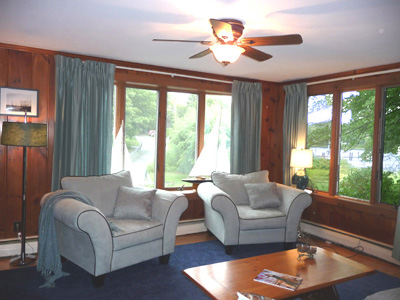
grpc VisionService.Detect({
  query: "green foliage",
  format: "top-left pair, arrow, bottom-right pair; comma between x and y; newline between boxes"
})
165,93 -> 197,176
125,88 -> 157,140
307,157 -> 330,191
339,167 -> 371,200
341,90 -> 375,160
383,87 -> 400,156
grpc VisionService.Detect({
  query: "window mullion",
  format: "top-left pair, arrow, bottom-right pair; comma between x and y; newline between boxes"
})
156,88 -> 167,189
329,90 -> 342,196
370,86 -> 383,205
197,92 -> 206,157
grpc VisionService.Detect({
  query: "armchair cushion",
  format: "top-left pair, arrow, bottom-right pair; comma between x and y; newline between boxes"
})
244,182 -> 281,209
106,218 -> 163,250
211,170 -> 269,205
113,186 -> 156,220
237,205 -> 286,230
61,170 -> 133,217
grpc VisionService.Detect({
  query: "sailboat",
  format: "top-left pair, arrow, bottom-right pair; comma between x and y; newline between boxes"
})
187,111 -> 230,179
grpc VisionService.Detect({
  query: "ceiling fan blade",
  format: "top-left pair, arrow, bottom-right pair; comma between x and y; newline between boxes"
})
209,19 -> 234,42
241,46 -> 273,62
240,34 -> 303,46
189,48 -> 212,59
153,39 -> 213,45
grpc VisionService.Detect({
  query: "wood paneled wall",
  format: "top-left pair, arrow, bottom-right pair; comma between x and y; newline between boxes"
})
0,48 -> 55,239
0,43 -> 397,247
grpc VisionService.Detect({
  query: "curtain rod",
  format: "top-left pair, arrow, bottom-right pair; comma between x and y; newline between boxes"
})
307,68 -> 400,86
116,66 -> 233,84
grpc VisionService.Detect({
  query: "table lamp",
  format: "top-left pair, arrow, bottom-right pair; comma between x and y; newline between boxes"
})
290,148 -> 313,190
1,118 -> 47,266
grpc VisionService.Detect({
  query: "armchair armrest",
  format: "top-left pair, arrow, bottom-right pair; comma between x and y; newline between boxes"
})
152,189 -> 188,254
276,184 -> 312,241
52,197 -> 113,276
198,182 -> 240,245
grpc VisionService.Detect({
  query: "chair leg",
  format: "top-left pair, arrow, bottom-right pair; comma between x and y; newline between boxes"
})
225,245 -> 233,255
159,254 -> 170,265
284,242 -> 296,250
92,274 -> 105,288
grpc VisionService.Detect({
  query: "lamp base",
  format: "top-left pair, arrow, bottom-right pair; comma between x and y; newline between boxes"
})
292,173 -> 309,190
10,254 -> 36,267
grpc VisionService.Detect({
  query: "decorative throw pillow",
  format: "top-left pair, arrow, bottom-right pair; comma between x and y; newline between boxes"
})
113,186 -> 156,220
61,170 -> 133,217
211,170 -> 270,205
244,182 -> 281,209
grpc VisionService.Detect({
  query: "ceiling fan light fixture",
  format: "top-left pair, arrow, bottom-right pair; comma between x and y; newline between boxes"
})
210,44 -> 245,65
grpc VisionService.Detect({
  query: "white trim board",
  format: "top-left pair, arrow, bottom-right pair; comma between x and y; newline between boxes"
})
300,221 -> 400,266
0,239 -> 38,258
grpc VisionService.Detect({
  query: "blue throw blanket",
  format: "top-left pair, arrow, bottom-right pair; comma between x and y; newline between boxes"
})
37,190 -> 93,288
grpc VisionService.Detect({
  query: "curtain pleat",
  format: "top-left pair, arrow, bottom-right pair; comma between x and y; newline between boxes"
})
51,55 -> 115,191
230,80 -> 262,174
282,83 -> 308,186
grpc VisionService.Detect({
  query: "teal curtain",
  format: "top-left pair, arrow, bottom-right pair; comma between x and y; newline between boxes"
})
230,80 -> 262,174
282,83 -> 308,186
393,207 -> 400,260
52,55 -> 115,191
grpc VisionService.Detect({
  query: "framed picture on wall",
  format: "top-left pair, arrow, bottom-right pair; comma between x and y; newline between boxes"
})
0,87 -> 39,117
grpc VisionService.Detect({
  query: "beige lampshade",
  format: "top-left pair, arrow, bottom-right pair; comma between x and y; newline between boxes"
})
1,122 -> 47,147
290,149 -> 313,168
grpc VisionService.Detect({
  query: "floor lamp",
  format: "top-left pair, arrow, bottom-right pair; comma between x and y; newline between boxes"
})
1,118 -> 47,266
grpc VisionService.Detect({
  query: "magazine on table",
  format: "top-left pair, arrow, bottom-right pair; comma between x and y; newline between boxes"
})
254,269 -> 302,291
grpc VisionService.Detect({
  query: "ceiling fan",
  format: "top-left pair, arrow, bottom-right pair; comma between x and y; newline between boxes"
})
153,18 -> 303,66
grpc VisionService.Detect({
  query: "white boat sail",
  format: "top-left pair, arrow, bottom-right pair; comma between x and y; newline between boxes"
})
189,112 -> 230,178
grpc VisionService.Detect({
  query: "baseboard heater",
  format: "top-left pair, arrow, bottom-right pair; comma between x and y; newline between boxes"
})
300,220 -> 400,266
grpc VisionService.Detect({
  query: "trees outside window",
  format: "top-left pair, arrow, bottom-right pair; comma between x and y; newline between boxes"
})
307,94 -> 333,192
165,92 -> 198,187
380,86 -> 400,205
338,90 -> 375,201
124,87 -> 158,187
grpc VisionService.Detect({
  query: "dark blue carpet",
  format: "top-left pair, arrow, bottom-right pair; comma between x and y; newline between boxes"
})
0,240 -> 399,300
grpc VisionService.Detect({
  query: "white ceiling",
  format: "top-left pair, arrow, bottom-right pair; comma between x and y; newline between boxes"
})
1,0 -> 400,82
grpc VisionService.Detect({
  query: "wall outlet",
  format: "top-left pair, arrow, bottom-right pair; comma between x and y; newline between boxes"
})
13,221 -> 21,233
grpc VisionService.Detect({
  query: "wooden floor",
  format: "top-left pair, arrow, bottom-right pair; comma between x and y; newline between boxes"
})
1,231 -> 400,280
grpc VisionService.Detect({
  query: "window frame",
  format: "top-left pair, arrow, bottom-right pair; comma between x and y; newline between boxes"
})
114,72 -> 231,191
306,73 -> 400,209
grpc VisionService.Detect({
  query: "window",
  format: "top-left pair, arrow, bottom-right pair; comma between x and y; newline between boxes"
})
117,87 -> 158,188
113,70 -> 232,190
306,83 -> 400,206
379,86 -> 400,205
189,95 -> 231,176
165,92 -> 198,188
338,90 -> 375,201
307,94 -> 333,192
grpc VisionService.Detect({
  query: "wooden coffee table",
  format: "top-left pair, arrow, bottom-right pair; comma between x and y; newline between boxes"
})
183,247 -> 375,300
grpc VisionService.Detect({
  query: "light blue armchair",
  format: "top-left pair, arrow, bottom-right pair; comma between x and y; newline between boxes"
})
41,171 -> 188,286
197,171 -> 312,254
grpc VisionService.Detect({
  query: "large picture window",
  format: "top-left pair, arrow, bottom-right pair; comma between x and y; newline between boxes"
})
112,79 -> 232,190
306,84 -> 400,206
